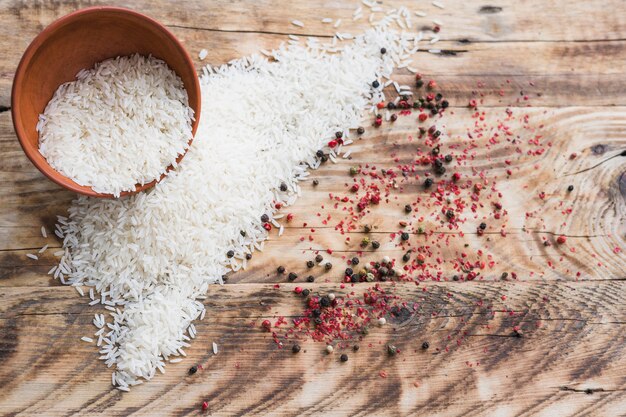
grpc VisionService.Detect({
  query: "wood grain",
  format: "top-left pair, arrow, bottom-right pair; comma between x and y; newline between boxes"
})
0,0 -> 625,416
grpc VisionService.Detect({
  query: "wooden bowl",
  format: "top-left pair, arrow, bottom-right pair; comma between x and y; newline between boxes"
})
11,7 -> 201,198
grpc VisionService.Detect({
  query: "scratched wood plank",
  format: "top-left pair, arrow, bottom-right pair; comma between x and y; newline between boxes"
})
0,282 -> 625,416
1,1 -> 626,106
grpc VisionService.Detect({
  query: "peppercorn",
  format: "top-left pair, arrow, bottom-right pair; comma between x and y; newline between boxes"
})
306,260 -> 314,268
387,344 -> 397,355
479,222 -> 487,230
345,267 -> 354,276
288,272 -> 298,281
321,154 -> 328,163
416,80 -> 424,88
422,341 -> 429,350
374,262 -> 381,269
404,204 -> 412,213
357,126 -> 365,134
316,150 -> 324,158
500,272 -> 509,280
353,344 -> 360,351
433,130 -> 441,138
372,241 -> 380,249
390,114 -> 398,122
444,154 -> 453,163
379,267 -> 389,276
226,250 -> 234,258
277,266 -> 285,274
446,209 -> 455,219
402,252 -> 410,262
351,257 -> 359,265
401,232 -> 410,241
325,262 -> 332,271
245,253 -> 252,260
380,47 -> 387,54
452,275 -> 459,281
349,166 -> 358,176
313,179 -> 319,186
315,254 -> 323,263
424,178 -> 433,188
314,317 -> 323,325
292,344 -> 301,353
240,230 -> 246,237
351,274 -> 358,283
326,345 -> 334,353
372,80 -> 380,88
567,185 -> 574,192
320,296 -> 331,308
261,214 -> 269,222
311,308 -> 321,318
189,365 -> 198,375
304,276 -> 313,283
387,102 -> 396,110
434,165 -> 446,175
441,100 -> 449,108
302,289 -> 310,297
280,182 -> 288,192
434,159 -> 443,168
363,224 -> 372,233
340,354 -> 349,362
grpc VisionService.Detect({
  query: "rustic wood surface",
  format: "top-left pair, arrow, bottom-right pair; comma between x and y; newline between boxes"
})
1,0 -> 625,416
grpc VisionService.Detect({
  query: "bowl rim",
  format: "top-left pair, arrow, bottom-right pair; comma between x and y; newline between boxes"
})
11,6 -> 201,198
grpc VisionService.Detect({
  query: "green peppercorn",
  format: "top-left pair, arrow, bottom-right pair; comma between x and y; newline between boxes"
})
387,344 -> 397,356
350,166 -> 358,176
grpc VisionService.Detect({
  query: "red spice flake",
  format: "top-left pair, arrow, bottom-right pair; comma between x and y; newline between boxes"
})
377,102 -> 386,109
379,370 -> 388,378
287,213 -> 294,222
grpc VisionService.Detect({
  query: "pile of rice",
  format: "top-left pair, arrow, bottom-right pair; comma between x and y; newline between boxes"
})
38,54 -> 194,197
50,27 -> 422,390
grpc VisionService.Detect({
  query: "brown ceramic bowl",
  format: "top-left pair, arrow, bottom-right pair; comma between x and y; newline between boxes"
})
11,7 -> 201,198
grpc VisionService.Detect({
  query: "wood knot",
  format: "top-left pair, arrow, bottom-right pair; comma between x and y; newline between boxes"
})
479,5 -> 503,14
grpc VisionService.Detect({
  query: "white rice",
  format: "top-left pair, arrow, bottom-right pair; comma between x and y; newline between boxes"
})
26,253 -> 38,260
198,49 -> 209,60
37,54 -> 194,197
292,20 -> 304,27
52,27 -> 419,389
41,226 -> 47,238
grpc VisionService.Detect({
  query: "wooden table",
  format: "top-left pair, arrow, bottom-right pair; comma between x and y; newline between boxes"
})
1,1 -> 625,416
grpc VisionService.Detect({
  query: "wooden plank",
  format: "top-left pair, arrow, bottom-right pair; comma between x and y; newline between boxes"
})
0,281 -> 624,416
2,106 -> 624,286
1,1 -> 626,106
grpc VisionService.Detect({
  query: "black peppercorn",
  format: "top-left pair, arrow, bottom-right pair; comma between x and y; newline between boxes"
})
422,341 -> 429,350
226,250 -> 234,258
315,254 -> 323,263
567,185 -> 574,192
444,154 -> 453,163
351,274 -> 359,283
306,260 -> 314,268
277,266 -> 285,274
288,272 -> 298,281
433,130 -> 441,138
501,272 -> 509,280
325,262 -> 332,271
431,107 -> 438,115
390,114 -> 398,122
320,296 -> 331,308
261,214 -> 269,223
434,165 -> 446,175
416,80 -> 424,88
189,365 -> 198,375
372,80 -> 380,88
321,155 -> 328,163
401,232 -> 410,241
424,178 -> 434,187
404,204 -> 412,213
452,275 -> 459,281
434,159 -> 443,168
402,252 -> 410,262
353,344 -> 360,351
302,289 -> 310,297
240,230 -> 246,237
446,209 -> 455,219
316,150 -> 324,158
441,100 -> 449,108
292,344 -> 301,353
340,354 -> 349,362
351,257 -> 359,265
312,308 -> 321,318
345,267 -> 354,276
313,179 -> 319,186
280,182 -> 288,192
245,253 -> 252,260
387,344 -> 397,356
306,275 -> 315,283
372,241 -> 380,249
387,102 -> 396,110
357,126 -> 365,134
379,267 -> 389,276
335,131 -> 343,139
479,222 -> 487,230
314,317 -> 323,325
380,47 -> 387,54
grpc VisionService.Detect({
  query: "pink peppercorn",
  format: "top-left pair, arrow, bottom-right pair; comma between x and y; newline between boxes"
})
262,320 -> 272,331
294,287 -> 303,294
418,113 -> 428,122
202,401 -> 208,411
328,140 -> 338,148
263,223 -> 272,231
556,236 -> 567,244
